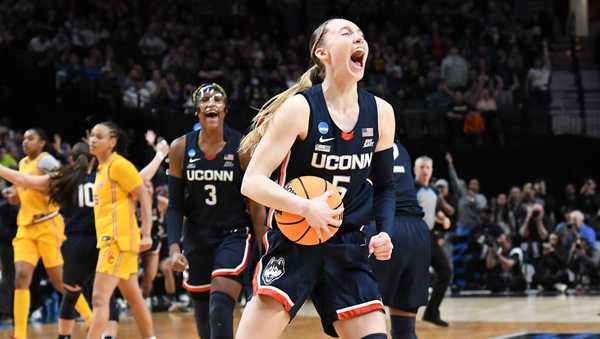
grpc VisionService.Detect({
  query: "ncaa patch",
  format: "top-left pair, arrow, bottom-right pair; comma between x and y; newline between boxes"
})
318,122 -> 329,135
263,257 -> 285,285
188,148 -> 197,158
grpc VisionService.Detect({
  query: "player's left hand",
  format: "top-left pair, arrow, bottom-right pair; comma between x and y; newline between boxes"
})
369,232 -> 393,261
140,234 -> 153,252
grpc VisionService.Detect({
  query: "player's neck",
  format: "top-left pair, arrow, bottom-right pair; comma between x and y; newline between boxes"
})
27,151 -> 41,160
198,127 -> 224,146
96,151 -> 113,164
321,78 -> 358,114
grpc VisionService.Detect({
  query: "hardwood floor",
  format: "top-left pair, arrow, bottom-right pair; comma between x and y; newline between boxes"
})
4,296 -> 600,338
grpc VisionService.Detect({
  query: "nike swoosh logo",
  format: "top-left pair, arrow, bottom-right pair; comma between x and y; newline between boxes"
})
319,136 -> 335,143
189,158 -> 201,163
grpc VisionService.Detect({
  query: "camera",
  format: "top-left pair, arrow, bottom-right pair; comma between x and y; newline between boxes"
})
566,223 -> 573,230
531,209 -> 541,218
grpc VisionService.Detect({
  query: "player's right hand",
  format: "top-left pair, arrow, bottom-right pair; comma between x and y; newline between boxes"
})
140,234 -> 153,252
302,191 -> 343,241
170,252 -> 189,272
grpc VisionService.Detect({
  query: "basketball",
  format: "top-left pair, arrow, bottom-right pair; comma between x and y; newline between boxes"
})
275,176 -> 343,245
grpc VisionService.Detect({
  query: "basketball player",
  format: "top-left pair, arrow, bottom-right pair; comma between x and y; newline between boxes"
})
86,122 -> 155,339
140,182 -> 168,304
166,83 -> 265,339
0,128 -> 92,339
370,143 -> 431,339
0,137 -> 169,339
236,18 -> 395,339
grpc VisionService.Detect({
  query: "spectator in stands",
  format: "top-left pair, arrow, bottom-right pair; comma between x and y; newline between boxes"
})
519,202 -> 550,261
525,40 -> 551,134
485,233 -> 526,292
446,152 -> 487,231
123,79 -> 151,110
567,235 -> 599,288
577,178 -> 600,220
475,80 -> 505,146
491,193 -> 516,236
556,210 -> 596,251
532,233 -> 568,292
139,24 -> 168,57
445,91 -> 470,144
441,46 -> 468,90
558,183 -> 578,218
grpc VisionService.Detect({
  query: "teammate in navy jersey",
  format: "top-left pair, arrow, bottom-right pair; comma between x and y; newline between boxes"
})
370,142 -> 431,339
166,83 -> 265,339
0,138 -> 169,339
237,18 -> 395,339
140,181 -> 169,304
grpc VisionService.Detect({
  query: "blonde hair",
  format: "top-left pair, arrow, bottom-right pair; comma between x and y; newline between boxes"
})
239,19 -> 335,155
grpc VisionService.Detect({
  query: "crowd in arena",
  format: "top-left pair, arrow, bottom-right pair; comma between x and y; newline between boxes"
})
0,0 -> 592,330
1,0 -> 554,143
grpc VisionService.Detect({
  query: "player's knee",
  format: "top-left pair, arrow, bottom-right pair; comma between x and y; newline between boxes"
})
91,292 -> 110,309
14,269 -> 32,288
60,289 -> 81,320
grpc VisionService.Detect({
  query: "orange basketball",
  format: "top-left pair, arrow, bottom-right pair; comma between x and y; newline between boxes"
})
275,176 -> 343,245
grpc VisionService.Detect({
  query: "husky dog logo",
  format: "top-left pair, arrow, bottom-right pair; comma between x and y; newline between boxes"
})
263,257 -> 285,285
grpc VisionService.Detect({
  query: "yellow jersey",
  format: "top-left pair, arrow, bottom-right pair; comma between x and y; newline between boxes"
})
94,153 -> 143,252
16,152 -> 60,227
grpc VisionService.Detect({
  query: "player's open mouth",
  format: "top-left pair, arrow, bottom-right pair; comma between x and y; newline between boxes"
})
350,49 -> 365,69
205,111 -> 218,118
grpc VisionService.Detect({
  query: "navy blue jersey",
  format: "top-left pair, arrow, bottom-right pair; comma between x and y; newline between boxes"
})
392,142 -> 424,218
183,127 -> 250,235
61,172 -> 96,236
267,84 -> 378,232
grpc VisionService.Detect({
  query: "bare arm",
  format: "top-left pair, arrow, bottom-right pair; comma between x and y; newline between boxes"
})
140,139 -> 169,181
241,95 -> 342,239
437,195 -> 455,216
519,212 -> 531,239
130,183 -> 153,246
240,149 -> 267,252
241,95 -> 315,214
486,246 -> 497,269
536,219 -> 549,240
497,253 -> 516,271
0,164 -> 50,192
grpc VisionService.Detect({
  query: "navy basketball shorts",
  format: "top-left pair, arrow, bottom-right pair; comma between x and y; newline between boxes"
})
254,228 -> 384,337
182,228 -> 253,293
61,234 -> 99,287
371,216 -> 431,311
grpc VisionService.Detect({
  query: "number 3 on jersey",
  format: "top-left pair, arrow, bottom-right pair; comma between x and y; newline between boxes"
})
204,184 -> 217,205
332,175 -> 350,199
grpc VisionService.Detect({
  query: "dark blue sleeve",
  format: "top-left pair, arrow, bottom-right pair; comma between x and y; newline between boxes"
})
371,147 -> 395,235
166,175 -> 185,246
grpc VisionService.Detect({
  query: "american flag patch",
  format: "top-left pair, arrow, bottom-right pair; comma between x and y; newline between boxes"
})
224,154 -> 234,161
362,128 -> 373,137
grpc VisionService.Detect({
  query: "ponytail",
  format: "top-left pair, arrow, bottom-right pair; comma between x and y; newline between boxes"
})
239,65 -> 322,155
48,142 -> 92,207
239,19 -> 335,155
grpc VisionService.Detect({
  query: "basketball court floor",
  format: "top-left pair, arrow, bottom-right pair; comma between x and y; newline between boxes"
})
3,295 -> 600,338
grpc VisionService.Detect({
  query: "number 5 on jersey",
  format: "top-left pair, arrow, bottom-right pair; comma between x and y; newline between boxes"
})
332,175 -> 350,199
